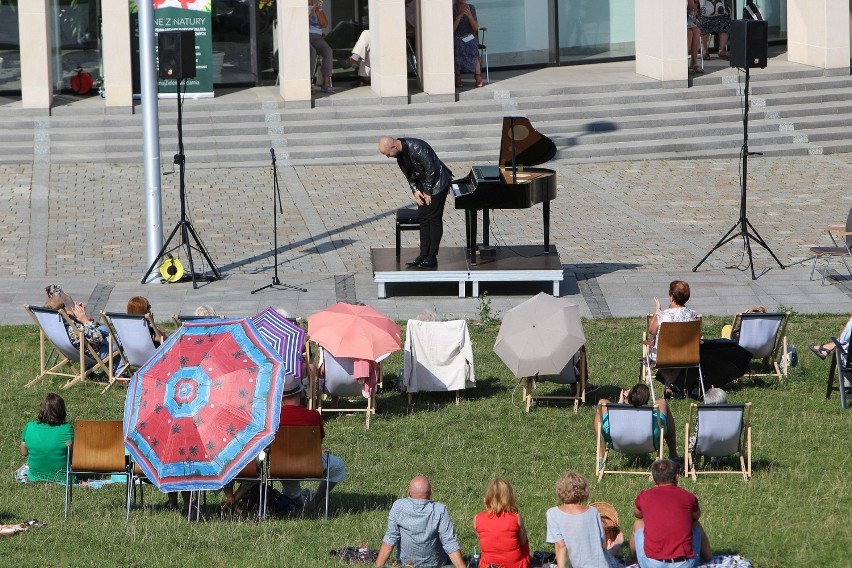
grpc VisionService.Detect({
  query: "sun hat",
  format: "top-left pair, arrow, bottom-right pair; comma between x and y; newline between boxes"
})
281,374 -> 305,397
590,502 -> 620,538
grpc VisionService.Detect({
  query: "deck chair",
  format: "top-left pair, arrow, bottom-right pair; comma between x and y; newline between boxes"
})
684,402 -> 752,481
595,404 -> 664,480
100,311 -> 162,392
826,338 -> 851,409
402,319 -> 476,405
171,313 -> 225,327
262,425 -> 330,520
315,347 -> 379,429
732,311 -> 790,379
808,207 -> 852,285
523,345 -> 588,413
65,420 -> 131,520
25,304 -> 115,389
641,319 -> 704,401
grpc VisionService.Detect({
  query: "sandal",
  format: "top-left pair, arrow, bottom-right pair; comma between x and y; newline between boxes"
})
475,74 -> 484,88
455,76 -> 463,88
719,53 -> 730,61
810,345 -> 829,360
692,65 -> 704,74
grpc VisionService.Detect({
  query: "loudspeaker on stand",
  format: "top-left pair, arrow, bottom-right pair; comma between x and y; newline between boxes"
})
729,19 -> 768,69
158,30 -> 196,80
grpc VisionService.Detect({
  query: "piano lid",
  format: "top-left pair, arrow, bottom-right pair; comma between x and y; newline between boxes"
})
499,116 -> 557,170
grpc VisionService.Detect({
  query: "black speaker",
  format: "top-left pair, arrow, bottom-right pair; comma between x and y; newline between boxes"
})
729,19 -> 768,69
157,30 -> 196,80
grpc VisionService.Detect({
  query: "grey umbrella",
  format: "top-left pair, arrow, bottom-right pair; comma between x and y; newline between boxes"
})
494,292 -> 586,378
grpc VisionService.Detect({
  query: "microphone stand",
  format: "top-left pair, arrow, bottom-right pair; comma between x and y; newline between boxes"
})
141,78 -> 221,289
693,66 -> 784,280
251,148 -> 307,294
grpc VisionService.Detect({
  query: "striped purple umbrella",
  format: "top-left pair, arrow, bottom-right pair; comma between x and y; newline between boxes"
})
250,307 -> 306,378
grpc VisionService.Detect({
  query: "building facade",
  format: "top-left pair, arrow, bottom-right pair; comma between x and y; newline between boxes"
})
0,0 -> 847,110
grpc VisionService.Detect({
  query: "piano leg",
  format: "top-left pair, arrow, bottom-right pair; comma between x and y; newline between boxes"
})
543,200 -> 551,254
467,210 -> 478,259
483,210 -> 491,248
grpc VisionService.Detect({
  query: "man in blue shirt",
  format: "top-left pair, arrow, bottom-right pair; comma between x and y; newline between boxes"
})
375,475 -> 466,568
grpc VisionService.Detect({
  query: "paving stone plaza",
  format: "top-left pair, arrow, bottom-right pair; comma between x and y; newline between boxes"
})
1,150 -> 850,325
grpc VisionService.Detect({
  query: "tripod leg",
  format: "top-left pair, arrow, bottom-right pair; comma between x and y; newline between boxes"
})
744,218 -> 785,269
185,222 -> 222,278
692,220 -> 741,272
181,221 -> 199,289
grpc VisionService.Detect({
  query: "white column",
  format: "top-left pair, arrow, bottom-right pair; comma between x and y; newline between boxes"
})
634,0 -> 686,82
418,0 -> 454,95
787,0 -> 850,69
278,0 -> 311,102
368,0 -> 408,98
19,0 -> 52,109
101,1 -> 133,109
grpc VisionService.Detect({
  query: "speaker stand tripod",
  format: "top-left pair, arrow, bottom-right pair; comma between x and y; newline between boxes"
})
252,148 -> 307,294
692,67 -> 784,280
142,78 -> 221,289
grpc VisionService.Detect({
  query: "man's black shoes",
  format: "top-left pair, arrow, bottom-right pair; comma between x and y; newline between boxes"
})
405,255 -> 426,268
417,257 -> 438,269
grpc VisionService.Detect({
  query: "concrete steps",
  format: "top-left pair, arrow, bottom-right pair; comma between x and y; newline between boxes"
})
1,67 -> 851,167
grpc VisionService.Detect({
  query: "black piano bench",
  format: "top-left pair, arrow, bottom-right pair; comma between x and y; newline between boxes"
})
395,208 -> 421,261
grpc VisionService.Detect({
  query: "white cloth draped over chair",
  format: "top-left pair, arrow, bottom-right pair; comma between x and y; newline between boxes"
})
403,320 -> 475,404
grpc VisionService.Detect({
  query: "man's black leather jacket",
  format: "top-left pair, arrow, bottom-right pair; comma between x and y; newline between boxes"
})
396,138 -> 453,196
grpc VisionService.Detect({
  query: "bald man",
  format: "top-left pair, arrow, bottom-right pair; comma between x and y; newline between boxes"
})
375,475 -> 466,568
378,136 -> 453,269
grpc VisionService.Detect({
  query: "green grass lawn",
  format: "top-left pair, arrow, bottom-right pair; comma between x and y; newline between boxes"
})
1,313 -> 849,567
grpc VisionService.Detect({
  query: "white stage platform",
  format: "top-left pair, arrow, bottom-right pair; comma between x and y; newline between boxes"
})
371,245 -> 564,298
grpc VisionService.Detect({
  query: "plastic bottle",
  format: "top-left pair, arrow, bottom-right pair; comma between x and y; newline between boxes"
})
357,540 -> 368,562
468,548 -> 480,568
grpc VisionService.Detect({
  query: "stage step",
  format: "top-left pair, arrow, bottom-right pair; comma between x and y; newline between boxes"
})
0,64 -> 851,166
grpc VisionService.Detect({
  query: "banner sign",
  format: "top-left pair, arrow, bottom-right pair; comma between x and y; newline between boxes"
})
131,0 -> 214,98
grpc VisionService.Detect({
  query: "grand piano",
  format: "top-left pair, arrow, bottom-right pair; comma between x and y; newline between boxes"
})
452,116 -> 557,258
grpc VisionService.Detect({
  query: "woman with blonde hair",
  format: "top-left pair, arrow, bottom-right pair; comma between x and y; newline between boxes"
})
546,471 -> 621,568
473,477 -> 530,568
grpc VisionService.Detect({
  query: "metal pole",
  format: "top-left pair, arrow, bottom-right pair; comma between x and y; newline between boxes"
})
138,0 -> 163,283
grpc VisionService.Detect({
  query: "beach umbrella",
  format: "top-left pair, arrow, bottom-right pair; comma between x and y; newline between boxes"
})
123,319 -> 285,491
250,307 -> 306,378
494,292 -> 586,378
307,302 -> 401,361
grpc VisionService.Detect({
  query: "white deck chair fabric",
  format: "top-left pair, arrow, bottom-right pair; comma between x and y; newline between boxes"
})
607,405 -> 661,454
737,313 -> 783,359
33,307 -> 95,365
403,320 -> 475,393
321,350 -> 371,398
103,312 -> 159,376
693,405 -> 746,457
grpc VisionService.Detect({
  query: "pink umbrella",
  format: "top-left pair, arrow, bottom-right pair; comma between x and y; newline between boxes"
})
307,303 -> 401,361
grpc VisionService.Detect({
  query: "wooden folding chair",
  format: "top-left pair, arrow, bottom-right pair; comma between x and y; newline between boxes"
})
100,311 -> 162,392
315,347 -> 378,429
523,345 -> 588,413
595,404 -> 664,480
402,319 -> 475,406
827,338 -> 851,409
263,425 -> 330,520
65,420 -> 131,520
25,304 -> 115,389
641,319 -> 704,401
685,402 -> 752,481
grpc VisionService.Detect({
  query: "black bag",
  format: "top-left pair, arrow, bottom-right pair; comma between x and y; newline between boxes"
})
245,483 -> 299,517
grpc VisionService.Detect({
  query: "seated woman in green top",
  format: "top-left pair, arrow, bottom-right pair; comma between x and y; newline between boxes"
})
20,393 -> 74,483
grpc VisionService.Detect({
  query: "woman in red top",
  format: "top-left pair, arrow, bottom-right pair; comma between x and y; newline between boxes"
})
474,477 -> 530,568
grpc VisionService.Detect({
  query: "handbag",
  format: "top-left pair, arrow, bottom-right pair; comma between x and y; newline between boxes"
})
700,0 -> 726,17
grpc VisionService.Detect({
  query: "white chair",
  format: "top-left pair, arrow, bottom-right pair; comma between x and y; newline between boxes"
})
25,304 -> 114,389
595,404 -> 664,480
100,311 -> 162,392
402,319 -> 475,405
315,347 -> 378,429
808,207 -> 852,285
732,311 -> 790,379
523,346 -> 588,413
685,402 -> 752,481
